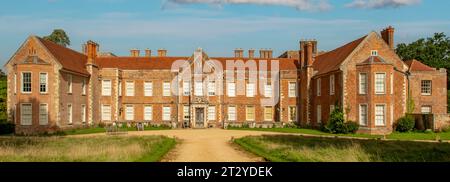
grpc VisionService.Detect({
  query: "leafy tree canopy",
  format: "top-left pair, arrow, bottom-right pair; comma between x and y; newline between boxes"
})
43,29 -> 71,47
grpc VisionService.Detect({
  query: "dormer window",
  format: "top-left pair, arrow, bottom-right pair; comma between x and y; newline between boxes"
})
371,50 -> 378,56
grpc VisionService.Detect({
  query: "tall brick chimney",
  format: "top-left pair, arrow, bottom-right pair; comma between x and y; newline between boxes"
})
158,49 -> 167,57
267,49 -> 273,59
248,49 -> 255,59
305,42 -> 313,66
130,49 -> 140,57
145,49 -> 151,57
381,26 -> 395,49
234,48 -> 244,58
86,40 -> 98,65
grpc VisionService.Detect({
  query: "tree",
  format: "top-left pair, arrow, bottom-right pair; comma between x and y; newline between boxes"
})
396,33 -> 450,87
43,29 -> 71,47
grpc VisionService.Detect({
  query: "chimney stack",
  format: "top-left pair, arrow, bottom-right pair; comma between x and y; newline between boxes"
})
130,49 -> 140,57
248,49 -> 255,59
305,42 -> 313,66
86,40 -> 99,65
234,48 -> 244,58
158,49 -> 167,57
267,49 -> 273,59
381,26 -> 395,49
145,49 -> 151,57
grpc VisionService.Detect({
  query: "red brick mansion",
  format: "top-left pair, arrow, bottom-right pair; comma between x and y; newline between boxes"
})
4,26 -> 448,135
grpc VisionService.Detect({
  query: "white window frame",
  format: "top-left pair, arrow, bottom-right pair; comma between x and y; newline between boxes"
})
67,103 -> 73,125
421,106 -> 432,114
183,105 -> 190,121
125,105 -> 134,121
81,104 -> 86,124
144,105 -> 153,121
144,81 -> 153,97
14,73 -> 17,94
67,74 -> 72,94
126,81 -> 135,96
82,78 -> 86,95
20,103 -> 32,126
39,72 -> 48,94
359,73 -> 368,95
21,72 -> 32,93
163,82 -> 171,96
375,73 -> 386,95
264,106 -> 273,121
330,75 -> 335,95
228,106 -> 236,121
264,83 -> 272,97
359,104 -> 368,126
163,106 -> 171,121
288,82 -> 297,97
375,104 -> 386,126
118,81 -> 122,96
208,106 -> 216,121
102,80 -> 112,96
246,106 -> 255,121
421,80 -> 432,96
101,105 -> 111,121
317,105 -> 322,124
194,81 -> 204,96
317,78 -> 321,96
208,81 -> 216,96
227,82 -> 236,97
288,106 -> 297,122
183,81 -> 190,96
246,83 -> 255,97
39,103 -> 48,125
371,50 -> 378,56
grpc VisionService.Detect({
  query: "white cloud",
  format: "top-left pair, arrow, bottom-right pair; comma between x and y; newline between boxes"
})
164,0 -> 332,11
346,0 -> 421,9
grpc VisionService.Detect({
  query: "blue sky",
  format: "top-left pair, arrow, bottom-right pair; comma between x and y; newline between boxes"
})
1,0 -> 449,67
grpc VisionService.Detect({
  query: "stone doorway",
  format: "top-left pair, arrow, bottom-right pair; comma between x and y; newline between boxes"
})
194,107 -> 206,128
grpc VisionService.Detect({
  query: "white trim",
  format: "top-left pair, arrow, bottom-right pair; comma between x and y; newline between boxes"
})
246,105 -> 255,121
20,103 -> 32,126
126,81 -> 135,96
359,72 -> 368,95
21,71 -> 32,94
82,78 -> 86,96
288,82 -> 297,97
144,105 -> 153,121
375,104 -> 386,126
102,79 -> 112,96
144,81 -> 153,97
163,82 -> 171,97
228,106 -> 236,121
101,105 -> 111,121
67,74 -> 72,94
81,104 -> 86,124
39,72 -> 48,94
374,72 -> 386,95
67,103 -> 73,125
125,105 -> 134,121
208,106 -> 216,121
163,106 -> 171,121
359,104 -> 368,126
39,103 -> 48,125
264,106 -> 273,121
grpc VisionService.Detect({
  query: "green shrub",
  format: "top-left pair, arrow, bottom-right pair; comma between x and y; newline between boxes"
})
396,115 -> 415,132
324,107 -> 359,134
346,121 -> 360,134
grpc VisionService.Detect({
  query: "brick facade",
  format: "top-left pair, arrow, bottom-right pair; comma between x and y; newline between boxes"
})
4,27 -> 448,135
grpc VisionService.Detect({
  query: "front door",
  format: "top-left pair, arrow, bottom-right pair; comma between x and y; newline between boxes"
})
195,108 -> 205,128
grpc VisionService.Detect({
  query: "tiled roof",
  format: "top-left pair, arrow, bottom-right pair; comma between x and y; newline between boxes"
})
359,56 -> 388,65
404,59 -> 436,72
37,37 -> 90,75
313,36 -> 367,75
96,56 -> 299,71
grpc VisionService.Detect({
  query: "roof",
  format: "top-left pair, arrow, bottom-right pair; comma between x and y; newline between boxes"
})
37,37 -> 89,75
312,35 -> 367,75
359,56 -> 388,65
96,56 -> 299,71
404,59 -> 436,72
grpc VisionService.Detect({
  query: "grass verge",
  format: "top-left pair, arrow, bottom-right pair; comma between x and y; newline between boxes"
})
234,135 -> 450,162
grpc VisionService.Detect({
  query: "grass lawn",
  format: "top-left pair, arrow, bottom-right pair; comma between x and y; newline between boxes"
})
229,127 -> 450,141
62,126 -> 171,136
235,135 -> 450,162
0,135 -> 176,162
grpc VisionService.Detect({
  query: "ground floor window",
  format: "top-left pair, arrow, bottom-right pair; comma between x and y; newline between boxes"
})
67,104 -> 73,124
264,107 -> 273,121
288,106 -> 297,122
317,105 -> 322,124
125,105 -> 134,121
163,106 -> 171,121
21,103 -> 32,126
183,106 -> 190,121
228,106 -> 236,121
81,105 -> 86,124
359,104 -> 368,126
39,103 -> 48,125
102,105 -> 111,121
246,106 -> 255,121
208,106 -> 216,121
144,105 -> 153,121
375,105 -> 386,126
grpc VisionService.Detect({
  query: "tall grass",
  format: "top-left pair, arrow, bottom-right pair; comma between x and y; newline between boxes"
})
235,135 -> 450,162
0,136 -> 176,162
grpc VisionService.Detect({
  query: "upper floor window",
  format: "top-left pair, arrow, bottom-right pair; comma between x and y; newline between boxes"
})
126,81 -> 135,96
288,82 -> 297,97
371,50 -> 378,56
14,73 -> 17,94
67,74 -> 72,94
246,83 -> 255,97
421,106 -> 432,114
39,73 -> 48,93
421,80 -> 432,96
264,83 -> 272,97
22,72 -> 32,93
194,81 -> 203,96
183,81 -> 190,96
317,78 -> 321,96
208,81 -> 216,96
330,75 -> 335,95
118,81 -> 122,96
359,73 -> 367,94
375,73 -> 386,94
82,78 -> 86,95
144,81 -> 153,96
228,82 -> 236,97
102,80 -> 111,96
208,106 -> 216,121
390,73 -> 394,95
163,82 -> 171,96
